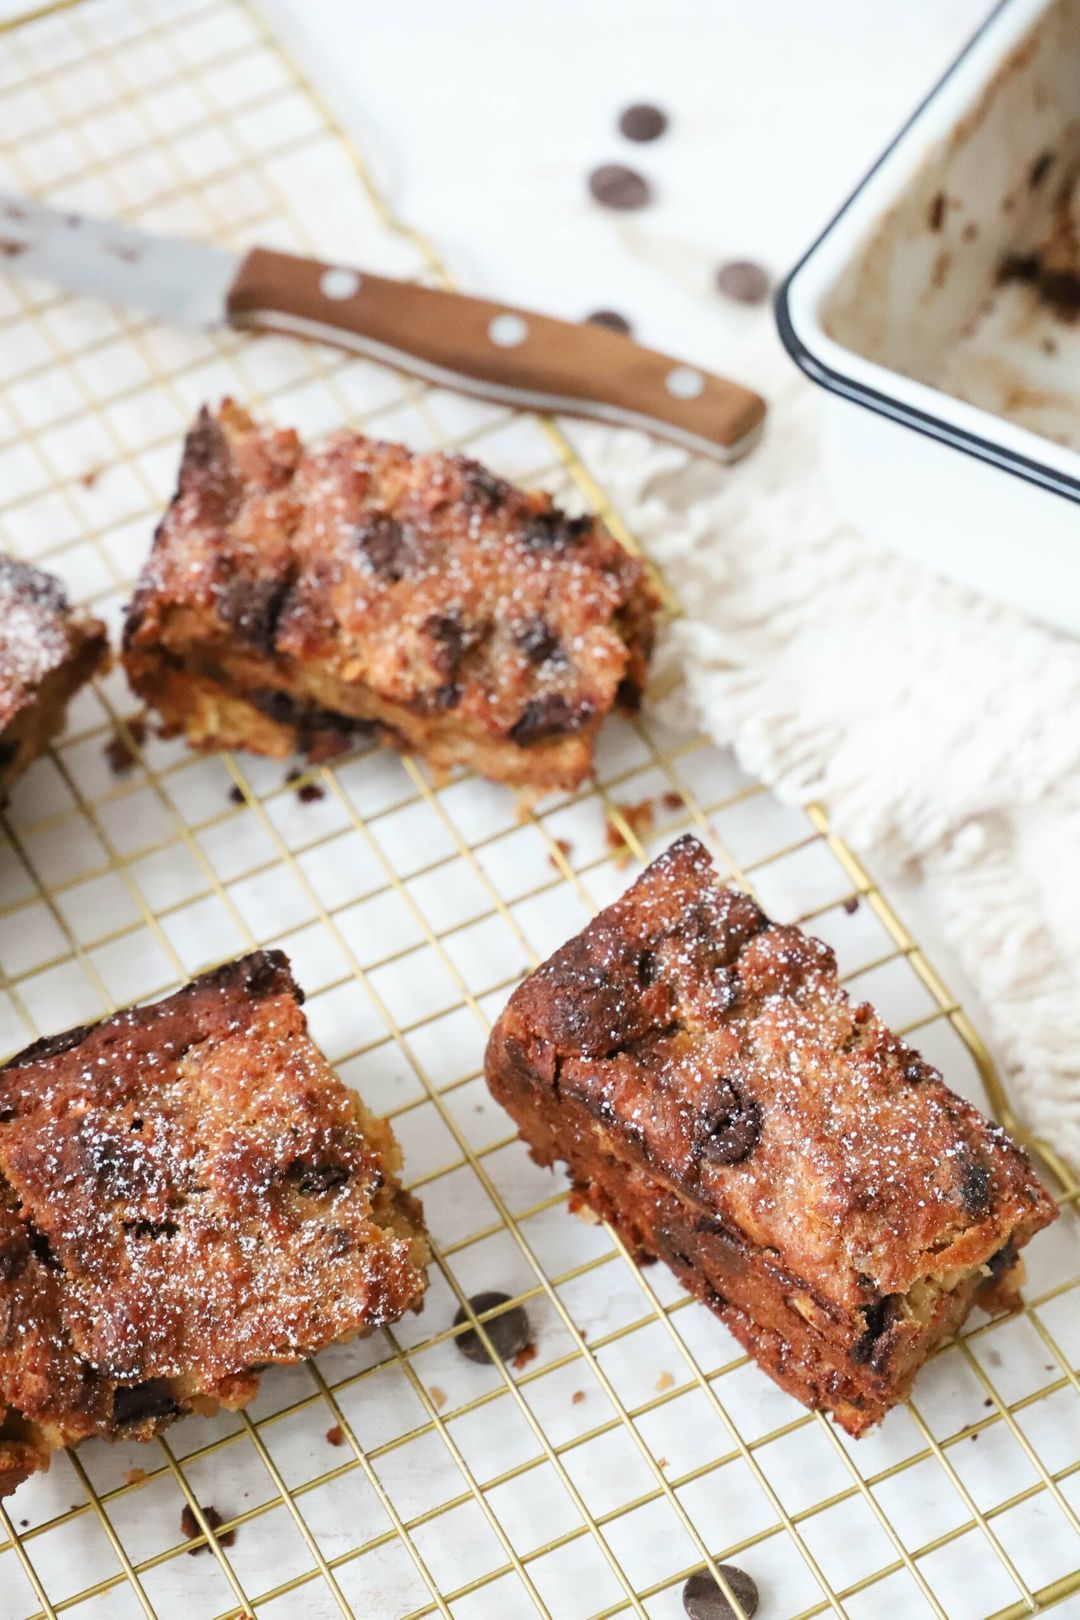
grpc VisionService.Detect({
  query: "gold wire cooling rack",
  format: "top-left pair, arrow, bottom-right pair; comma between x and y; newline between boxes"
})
0,2 -> 1077,1618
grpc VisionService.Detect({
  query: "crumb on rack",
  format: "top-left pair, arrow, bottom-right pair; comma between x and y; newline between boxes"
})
79,463 -> 105,490
842,894 -> 860,915
606,797 -> 655,866
180,1503 -> 235,1554
325,1425 -> 345,1447
548,837 -> 573,869
512,1342 -> 538,1372
571,1390 -> 586,1406
429,1386 -> 447,1410
657,1456 -> 669,1468
661,791 -> 682,810
228,784 -> 245,804
104,716 -> 147,775
125,1466 -> 148,1487
655,1370 -> 674,1392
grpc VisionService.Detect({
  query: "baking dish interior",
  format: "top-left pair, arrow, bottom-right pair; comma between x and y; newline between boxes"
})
822,0 -> 1080,454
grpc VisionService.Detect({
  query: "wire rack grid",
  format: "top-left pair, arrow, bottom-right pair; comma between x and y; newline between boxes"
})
0,2 -> 1076,1618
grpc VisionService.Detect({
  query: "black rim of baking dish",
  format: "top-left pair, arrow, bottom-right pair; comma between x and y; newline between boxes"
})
774,0 -> 1080,507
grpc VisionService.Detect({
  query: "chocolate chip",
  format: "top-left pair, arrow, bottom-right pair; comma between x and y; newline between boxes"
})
114,1380 -> 181,1427
453,1291 -> 531,1364
682,1565 -> 759,1619
589,163 -> 651,211
702,1093 -> 761,1165
180,1503 -> 235,1554
513,617 -> 562,665
425,612 -> 467,676
104,718 -> 146,777
434,682 -> 462,710
228,784 -> 245,805
585,309 -> 632,335
928,191 -> 946,231
354,515 -> 412,580
217,575 -> 293,656
842,894 -> 860,914
618,103 -> 668,143
460,463 -> 512,511
637,949 -> 661,986
986,1238 -> 1017,1278
959,1157 -> 991,1216
0,239 -> 28,258
520,510 -> 593,550
715,260 -> 770,306
297,781 -> 325,802
289,1160 -> 350,1196
510,694 -> 593,746
1029,150 -> 1055,190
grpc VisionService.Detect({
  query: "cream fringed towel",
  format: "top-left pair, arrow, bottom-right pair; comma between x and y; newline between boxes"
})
556,353 -> 1080,1171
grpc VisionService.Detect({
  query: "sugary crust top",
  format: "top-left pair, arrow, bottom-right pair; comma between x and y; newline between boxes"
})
0,951 -> 427,1393
124,401 -> 659,747
0,557 -> 104,730
491,836 -> 1056,1309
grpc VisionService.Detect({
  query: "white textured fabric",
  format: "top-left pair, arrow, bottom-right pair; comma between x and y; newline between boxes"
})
569,343 -> 1080,1171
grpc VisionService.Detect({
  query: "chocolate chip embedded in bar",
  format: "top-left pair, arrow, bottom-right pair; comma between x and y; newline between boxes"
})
484,835 -> 1058,1436
122,401 -> 660,796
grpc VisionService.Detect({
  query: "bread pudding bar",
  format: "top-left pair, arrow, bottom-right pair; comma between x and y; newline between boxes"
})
0,950 -> 428,1495
122,401 -> 660,792
0,556 -> 109,797
485,836 -> 1057,1434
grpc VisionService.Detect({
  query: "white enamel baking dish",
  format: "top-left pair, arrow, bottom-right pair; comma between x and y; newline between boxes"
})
776,0 -> 1080,636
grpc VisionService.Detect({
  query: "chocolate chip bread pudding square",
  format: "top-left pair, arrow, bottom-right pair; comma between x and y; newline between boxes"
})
0,556 -> 109,798
485,835 -> 1057,1434
122,400 -> 660,793
0,950 -> 428,1496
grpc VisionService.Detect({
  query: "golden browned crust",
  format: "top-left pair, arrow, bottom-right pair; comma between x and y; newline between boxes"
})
122,401 -> 661,791
0,950 -> 428,1496
485,835 -> 1057,1435
0,556 -> 109,797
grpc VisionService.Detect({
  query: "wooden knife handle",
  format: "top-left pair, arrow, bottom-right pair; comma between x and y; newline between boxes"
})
227,247 -> 765,461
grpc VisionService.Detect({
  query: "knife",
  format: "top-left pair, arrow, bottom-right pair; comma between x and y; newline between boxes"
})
0,191 -> 765,462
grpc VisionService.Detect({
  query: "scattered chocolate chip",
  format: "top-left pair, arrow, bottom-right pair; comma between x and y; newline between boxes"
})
1029,150 -> 1055,190
715,259 -> 771,306
79,464 -> 104,490
105,241 -> 142,264
228,784 -> 245,805
996,250 -> 1040,287
325,1425 -> 344,1447
682,1565 -> 759,1619
297,781 -> 325,803
702,1093 -> 761,1165
929,191 -> 946,231
453,1291 -> 532,1364
662,791 -> 682,810
842,894 -> 860,914
0,239 -> 28,258
618,103 -> 667,142
585,309 -> 632,335
180,1503 -> 235,1554
104,717 -> 146,776
589,163 -> 651,211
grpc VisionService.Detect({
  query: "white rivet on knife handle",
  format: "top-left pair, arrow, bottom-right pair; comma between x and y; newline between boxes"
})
320,267 -> 360,300
488,313 -> 528,348
665,365 -> 705,400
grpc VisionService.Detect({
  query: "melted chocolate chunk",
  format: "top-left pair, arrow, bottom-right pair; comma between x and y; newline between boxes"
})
959,1156 -> 992,1216
682,1565 -> 759,1619
929,191 -> 946,231
113,1379 -> 181,1427
217,575 -> 293,656
460,462 -> 512,511
425,613 -> 468,676
354,515 -> 413,580
453,1291 -> 532,1364
851,1294 -> 901,1369
1029,150 -> 1055,189
986,1238 -> 1018,1278
288,1160 -> 350,1196
520,510 -> 594,551
701,1092 -> 761,1165
513,617 -> 563,665
510,694 -> 593,746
